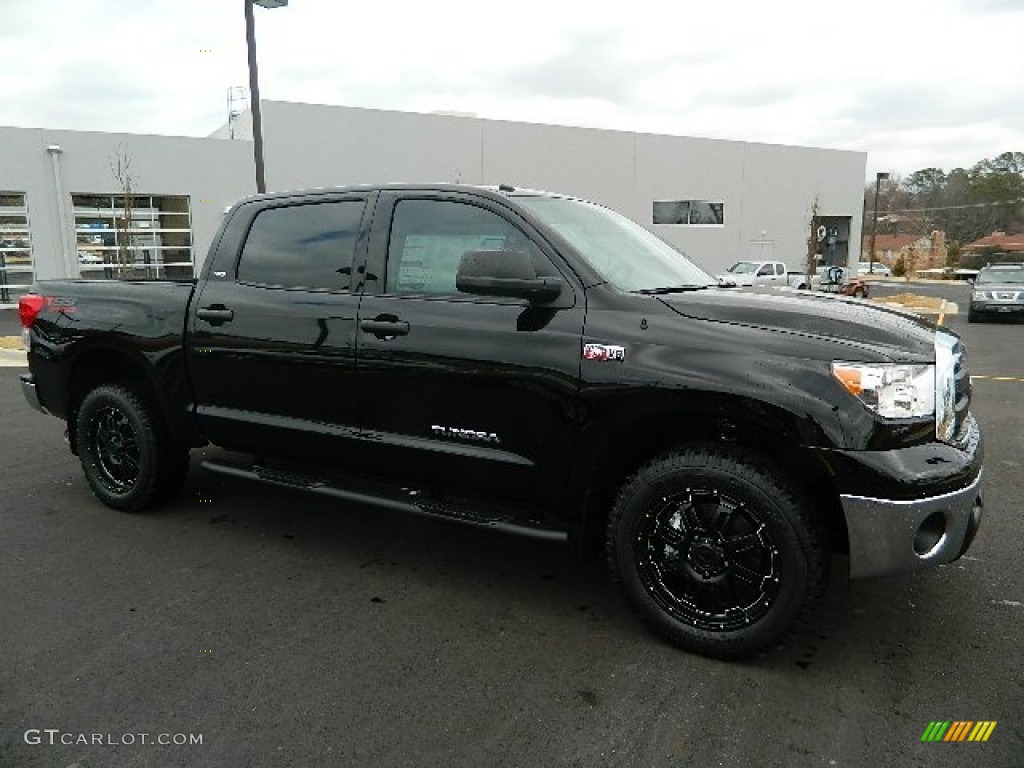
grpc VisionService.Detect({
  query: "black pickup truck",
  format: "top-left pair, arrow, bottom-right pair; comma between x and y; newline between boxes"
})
19,184 -> 984,658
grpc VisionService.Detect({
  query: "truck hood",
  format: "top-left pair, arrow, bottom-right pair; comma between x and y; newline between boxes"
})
658,288 -> 938,360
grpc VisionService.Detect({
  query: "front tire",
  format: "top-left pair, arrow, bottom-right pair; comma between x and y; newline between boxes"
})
75,381 -> 186,512
607,446 -> 826,659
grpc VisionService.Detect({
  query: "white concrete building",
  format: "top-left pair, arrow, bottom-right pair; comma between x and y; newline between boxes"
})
1,102 -> 866,307
0,127 -> 253,306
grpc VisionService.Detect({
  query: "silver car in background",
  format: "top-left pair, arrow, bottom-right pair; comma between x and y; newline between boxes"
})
969,263 -> 1024,323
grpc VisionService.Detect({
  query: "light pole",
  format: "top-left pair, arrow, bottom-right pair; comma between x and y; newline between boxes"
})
868,171 -> 890,274
244,0 -> 287,194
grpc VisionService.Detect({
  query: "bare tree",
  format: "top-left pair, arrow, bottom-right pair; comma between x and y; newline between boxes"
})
804,196 -> 820,280
903,243 -> 919,281
110,145 -> 136,279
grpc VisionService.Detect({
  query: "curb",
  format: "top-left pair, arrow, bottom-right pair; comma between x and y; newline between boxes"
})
870,300 -> 959,316
0,347 -> 27,367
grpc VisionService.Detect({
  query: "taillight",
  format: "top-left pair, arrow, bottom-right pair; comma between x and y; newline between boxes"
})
18,294 -> 47,328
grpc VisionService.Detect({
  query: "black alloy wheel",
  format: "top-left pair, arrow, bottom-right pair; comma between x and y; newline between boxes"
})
607,446 -> 826,659
75,381 -> 188,511
635,487 -> 780,633
89,404 -> 141,494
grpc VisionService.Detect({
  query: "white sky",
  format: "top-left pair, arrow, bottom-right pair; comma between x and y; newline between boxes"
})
2,0 -> 1021,181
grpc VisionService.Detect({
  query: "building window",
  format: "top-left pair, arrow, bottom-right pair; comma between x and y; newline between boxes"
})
72,194 -> 193,279
653,200 -> 724,226
0,192 -> 33,305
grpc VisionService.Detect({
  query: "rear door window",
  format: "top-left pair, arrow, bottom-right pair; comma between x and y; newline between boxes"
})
237,200 -> 366,290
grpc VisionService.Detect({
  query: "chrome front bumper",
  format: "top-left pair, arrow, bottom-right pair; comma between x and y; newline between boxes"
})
20,374 -> 48,415
841,470 -> 984,579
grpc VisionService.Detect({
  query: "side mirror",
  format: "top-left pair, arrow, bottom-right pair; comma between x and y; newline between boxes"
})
456,249 -> 563,301
966,276 -> 976,285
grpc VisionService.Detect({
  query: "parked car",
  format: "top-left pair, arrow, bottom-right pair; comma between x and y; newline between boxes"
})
19,183 -> 984,659
857,262 -> 891,277
969,263 -> 1024,322
717,261 -> 869,297
716,260 -> 810,289
77,251 -> 104,265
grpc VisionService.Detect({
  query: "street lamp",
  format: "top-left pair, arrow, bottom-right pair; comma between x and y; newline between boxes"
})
868,171 -> 890,274
244,0 -> 288,194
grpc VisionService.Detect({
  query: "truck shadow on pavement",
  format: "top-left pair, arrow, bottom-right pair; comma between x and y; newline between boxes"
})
133,447 -> 974,677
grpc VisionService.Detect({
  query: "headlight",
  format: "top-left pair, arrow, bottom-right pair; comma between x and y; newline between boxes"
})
972,290 -> 989,300
934,331 -> 958,442
832,362 -> 935,418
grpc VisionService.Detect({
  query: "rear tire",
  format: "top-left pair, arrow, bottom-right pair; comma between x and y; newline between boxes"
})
606,446 -> 827,659
75,381 -> 188,512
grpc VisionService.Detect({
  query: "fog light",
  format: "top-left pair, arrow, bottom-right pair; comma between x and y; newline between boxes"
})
913,511 -> 946,556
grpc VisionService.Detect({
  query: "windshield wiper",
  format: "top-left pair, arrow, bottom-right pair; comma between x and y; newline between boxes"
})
632,284 -> 713,295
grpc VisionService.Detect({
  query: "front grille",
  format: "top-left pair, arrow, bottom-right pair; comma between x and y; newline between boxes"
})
952,340 -> 970,443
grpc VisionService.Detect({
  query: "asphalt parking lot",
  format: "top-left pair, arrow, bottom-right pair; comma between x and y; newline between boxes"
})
1,309 -> 1021,768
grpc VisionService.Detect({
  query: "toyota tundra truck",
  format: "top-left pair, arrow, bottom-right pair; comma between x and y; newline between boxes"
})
18,184 -> 984,658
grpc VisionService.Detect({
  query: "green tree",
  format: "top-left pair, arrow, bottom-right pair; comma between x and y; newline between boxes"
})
865,151 -> 1024,270
904,168 -> 946,197
972,151 -> 1024,176
967,152 -> 1024,238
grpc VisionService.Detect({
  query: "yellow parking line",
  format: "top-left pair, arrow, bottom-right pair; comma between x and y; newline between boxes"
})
971,375 -> 1024,383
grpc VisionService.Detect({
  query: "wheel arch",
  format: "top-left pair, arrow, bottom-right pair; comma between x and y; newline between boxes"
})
572,400 -> 848,562
64,343 -> 202,454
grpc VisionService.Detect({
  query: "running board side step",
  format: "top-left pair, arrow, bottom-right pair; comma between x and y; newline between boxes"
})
201,459 -> 569,542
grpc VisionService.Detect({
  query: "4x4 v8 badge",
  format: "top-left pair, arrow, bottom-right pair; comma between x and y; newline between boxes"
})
583,343 -> 626,362
431,425 -> 501,444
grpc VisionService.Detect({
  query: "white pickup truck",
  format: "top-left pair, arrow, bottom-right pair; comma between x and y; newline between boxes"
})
716,260 -> 811,289
717,260 -> 871,298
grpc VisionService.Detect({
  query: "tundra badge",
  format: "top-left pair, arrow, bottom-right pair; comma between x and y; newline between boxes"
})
431,425 -> 501,444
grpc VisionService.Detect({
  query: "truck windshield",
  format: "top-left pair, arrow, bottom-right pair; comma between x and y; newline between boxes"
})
977,268 -> 1024,284
727,262 -> 758,274
516,196 -> 714,293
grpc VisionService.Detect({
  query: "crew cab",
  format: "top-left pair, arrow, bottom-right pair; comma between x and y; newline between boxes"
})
19,184 -> 984,659
715,260 -> 811,289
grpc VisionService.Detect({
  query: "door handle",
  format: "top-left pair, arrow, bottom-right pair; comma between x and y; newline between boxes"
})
360,318 -> 410,339
196,306 -> 235,325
